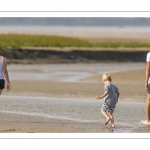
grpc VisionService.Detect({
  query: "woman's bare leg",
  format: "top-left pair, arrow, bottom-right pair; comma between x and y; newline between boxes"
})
141,94 -> 150,124
146,95 -> 150,122
0,89 -> 3,95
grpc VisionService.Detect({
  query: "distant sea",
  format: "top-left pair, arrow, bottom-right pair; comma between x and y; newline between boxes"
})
0,25 -> 150,36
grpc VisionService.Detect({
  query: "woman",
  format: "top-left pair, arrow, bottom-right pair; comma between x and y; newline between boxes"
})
0,55 -> 11,95
141,52 -> 150,124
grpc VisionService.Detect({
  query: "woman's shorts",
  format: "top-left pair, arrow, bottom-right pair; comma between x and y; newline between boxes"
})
0,79 -> 5,89
101,102 -> 116,114
148,84 -> 150,94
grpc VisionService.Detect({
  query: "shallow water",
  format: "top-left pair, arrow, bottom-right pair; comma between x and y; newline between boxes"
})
8,63 -> 145,82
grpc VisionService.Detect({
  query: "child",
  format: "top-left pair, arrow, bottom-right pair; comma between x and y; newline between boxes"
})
96,72 -> 120,128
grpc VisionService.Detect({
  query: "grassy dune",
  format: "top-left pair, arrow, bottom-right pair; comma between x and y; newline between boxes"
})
0,34 -> 150,48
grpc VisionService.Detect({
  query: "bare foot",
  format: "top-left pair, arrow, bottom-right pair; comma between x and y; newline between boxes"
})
111,124 -> 115,128
105,118 -> 110,125
141,120 -> 150,125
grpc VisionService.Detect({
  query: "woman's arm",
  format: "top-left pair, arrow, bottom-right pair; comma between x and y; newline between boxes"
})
3,57 -> 11,91
145,62 -> 150,91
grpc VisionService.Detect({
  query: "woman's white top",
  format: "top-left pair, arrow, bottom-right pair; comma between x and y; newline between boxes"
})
0,57 -> 4,79
146,52 -> 150,84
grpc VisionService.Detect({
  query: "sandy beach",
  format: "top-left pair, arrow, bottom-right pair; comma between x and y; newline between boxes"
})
0,62 -> 149,133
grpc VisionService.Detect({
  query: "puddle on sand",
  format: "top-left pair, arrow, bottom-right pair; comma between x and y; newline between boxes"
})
107,121 -> 135,133
113,122 -> 150,133
112,128 -> 131,133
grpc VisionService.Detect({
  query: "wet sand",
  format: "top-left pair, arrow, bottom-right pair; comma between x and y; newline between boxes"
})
0,96 -> 147,133
0,63 -> 150,133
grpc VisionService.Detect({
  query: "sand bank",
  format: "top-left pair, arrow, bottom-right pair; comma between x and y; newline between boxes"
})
1,48 -> 149,64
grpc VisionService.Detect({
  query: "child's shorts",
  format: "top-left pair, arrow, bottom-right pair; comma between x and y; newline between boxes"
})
101,102 -> 116,114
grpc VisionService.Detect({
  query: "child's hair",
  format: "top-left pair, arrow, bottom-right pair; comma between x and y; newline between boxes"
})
102,72 -> 112,81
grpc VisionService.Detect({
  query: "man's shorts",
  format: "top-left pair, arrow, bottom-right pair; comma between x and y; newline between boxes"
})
101,102 -> 116,114
0,79 -> 5,89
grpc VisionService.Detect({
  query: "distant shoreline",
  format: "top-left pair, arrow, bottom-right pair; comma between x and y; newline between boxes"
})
1,47 -> 148,64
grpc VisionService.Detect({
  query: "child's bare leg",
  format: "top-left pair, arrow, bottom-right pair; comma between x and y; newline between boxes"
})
101,110 -> 110,125
108,113 -> 115,128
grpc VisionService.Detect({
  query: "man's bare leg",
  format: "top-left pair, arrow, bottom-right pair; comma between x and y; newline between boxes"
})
141,94 -> 150,124
101,110 -> 110,125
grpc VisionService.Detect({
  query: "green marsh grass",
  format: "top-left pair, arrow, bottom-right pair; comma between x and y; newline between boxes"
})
0,34 -> 150,48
